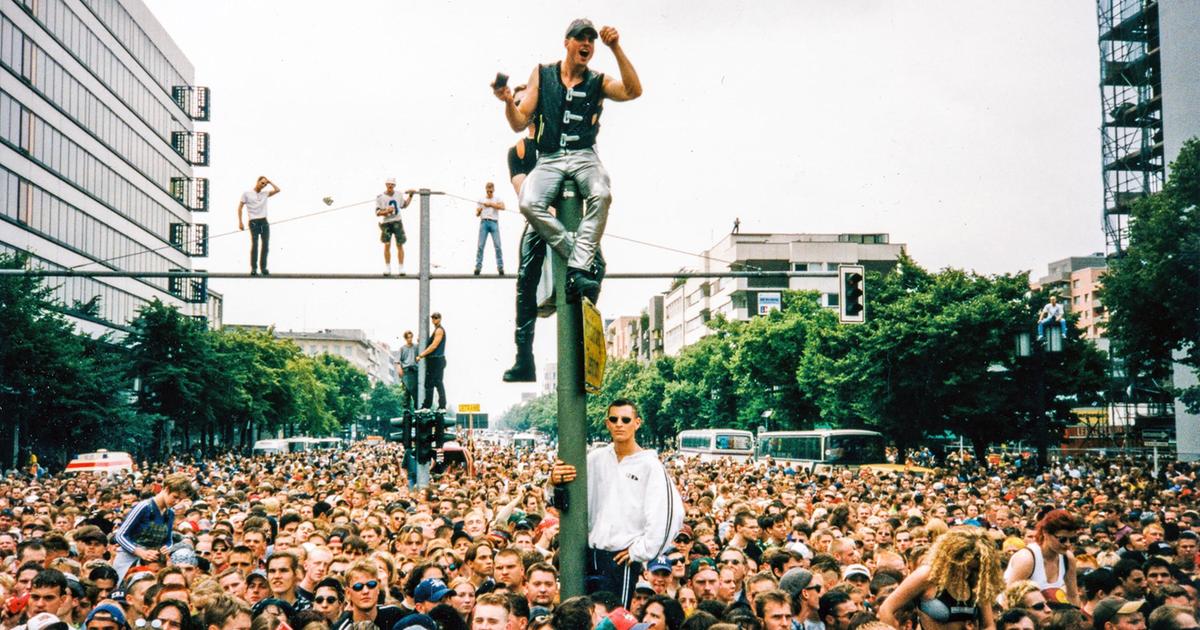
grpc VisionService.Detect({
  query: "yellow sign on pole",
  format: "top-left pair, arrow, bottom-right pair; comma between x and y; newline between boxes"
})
582,297 -> 606,393
458,403 -> 481,413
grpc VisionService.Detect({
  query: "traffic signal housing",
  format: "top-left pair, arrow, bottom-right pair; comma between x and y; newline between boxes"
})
839,264 -> 865,324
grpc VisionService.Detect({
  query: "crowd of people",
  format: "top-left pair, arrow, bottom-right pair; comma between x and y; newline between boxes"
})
2,409 -> 1200,630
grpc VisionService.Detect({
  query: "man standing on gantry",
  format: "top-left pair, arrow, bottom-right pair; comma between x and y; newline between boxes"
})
493,17 -> 642,380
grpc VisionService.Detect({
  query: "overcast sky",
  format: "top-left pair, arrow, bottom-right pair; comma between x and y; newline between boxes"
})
143,0 -> 1105,416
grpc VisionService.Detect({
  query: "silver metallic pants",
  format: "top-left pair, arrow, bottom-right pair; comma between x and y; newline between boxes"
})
518,148 -> 611,270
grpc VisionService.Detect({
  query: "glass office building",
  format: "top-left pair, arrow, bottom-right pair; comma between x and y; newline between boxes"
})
0,0 -> 218,335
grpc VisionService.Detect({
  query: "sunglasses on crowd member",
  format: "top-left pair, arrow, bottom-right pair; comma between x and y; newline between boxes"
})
313,596 -> 340,605
351,580 -> 379,591
607,415 -> 634,424
1054,533 -> 1079,544
135,621 -> 164,629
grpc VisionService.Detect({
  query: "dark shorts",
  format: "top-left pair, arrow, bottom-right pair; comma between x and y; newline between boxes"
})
380,221 -> 406,244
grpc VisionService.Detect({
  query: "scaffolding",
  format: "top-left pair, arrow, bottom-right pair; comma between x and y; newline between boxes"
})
1097,0 -> 1165,255
1096,0 -> 1175,441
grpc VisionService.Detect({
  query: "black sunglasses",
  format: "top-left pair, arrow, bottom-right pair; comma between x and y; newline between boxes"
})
351,580 -> 379,591
607,416 -> 634,425
313,596 -> 340,604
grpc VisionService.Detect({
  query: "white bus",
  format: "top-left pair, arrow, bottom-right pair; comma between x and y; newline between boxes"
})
676,429 -> 756,462
756,429 -> 886,471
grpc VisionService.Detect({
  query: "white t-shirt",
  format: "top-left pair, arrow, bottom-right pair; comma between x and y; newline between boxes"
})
377,192 -> 406,224
478,198 -> 499,221
1041,302 -> 1064,320
240,190 -> 270,220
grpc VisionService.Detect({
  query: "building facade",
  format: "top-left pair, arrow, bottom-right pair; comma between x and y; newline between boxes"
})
0,0 -> 216,336
271,328 -> 398,386
658,233 -> 905,356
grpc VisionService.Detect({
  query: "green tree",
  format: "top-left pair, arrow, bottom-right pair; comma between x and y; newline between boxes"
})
0,253 -> 146,467
368,382 -> 408,437
314,354 -> 370,431
729,292 -> 834,430
801,257 -> 1108,461
1102,137 -> 1200,411
125,300 -> 216,457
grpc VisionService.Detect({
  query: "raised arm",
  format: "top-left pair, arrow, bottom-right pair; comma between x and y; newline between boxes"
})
495,67 -> 540,132
265,179 -> 281,197
599,27 -> 642,101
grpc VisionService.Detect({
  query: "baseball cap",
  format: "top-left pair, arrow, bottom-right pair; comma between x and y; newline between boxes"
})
565,18 -> 598,39
392,613 -> 437,630
842,564 -> 871,581
85,603 -> 129,629
1148,541 -> 1174,557
647,557 -> 672,574
779,568 -> 814,598
246,570 -> 268,585
1092,597 -> 1145,630
386,178 -> 397,185
1042,587 -> 1074,610
414,578 -> 452,604
596,608 -> 640,630
170,546 -> 198,567
26,612 -> 67,630
634,581 -> 655,594
686,558 -> 718,581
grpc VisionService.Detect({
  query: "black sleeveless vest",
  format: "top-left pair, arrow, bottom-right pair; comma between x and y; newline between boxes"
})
534,62 -> 605,153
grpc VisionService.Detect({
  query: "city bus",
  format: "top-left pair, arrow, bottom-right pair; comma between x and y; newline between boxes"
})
676,429 -> 756,462
755,429 -> 886,471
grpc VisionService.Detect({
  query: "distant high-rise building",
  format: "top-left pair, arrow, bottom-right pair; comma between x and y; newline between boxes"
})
0,0 -> 217,335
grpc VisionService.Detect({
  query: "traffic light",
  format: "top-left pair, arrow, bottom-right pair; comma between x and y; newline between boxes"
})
839,264 -> 865,324
389,412 -> 413,447
412,410 -> 456,464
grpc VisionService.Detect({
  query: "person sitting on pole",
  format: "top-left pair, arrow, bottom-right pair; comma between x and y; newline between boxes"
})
1036,295 -> 1068,341
492,18 -> 642,304
501,86 -> 605,383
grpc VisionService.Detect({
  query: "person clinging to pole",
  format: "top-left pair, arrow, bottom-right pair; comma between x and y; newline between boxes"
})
492,18 -> 642,304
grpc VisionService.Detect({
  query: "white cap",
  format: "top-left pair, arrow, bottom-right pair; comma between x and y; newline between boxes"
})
386,178 -> 396,185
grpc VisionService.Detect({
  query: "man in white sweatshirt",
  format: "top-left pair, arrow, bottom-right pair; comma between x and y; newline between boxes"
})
549,398 -> 684,606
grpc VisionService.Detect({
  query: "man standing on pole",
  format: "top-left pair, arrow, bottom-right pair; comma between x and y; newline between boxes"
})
376,178 -> 414,276
548,399 -> 683,606
493,18 -> 641,304
237,176 -> 281,276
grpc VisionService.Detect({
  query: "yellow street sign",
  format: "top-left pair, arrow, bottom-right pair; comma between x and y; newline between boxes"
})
582,297 -> 606,393
458,403 -> 481,413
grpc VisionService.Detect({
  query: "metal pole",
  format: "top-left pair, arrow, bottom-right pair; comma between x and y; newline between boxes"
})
417,189 -> 432,409
554,180 -> 588,599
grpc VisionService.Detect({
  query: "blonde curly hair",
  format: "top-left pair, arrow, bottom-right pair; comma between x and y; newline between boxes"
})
926,526 -> 1004,608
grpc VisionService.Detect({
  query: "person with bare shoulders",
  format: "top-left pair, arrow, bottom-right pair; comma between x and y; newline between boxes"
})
1004,509 -> 1082,607
879,527 -> 1003,630
493,18 -> 641,305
